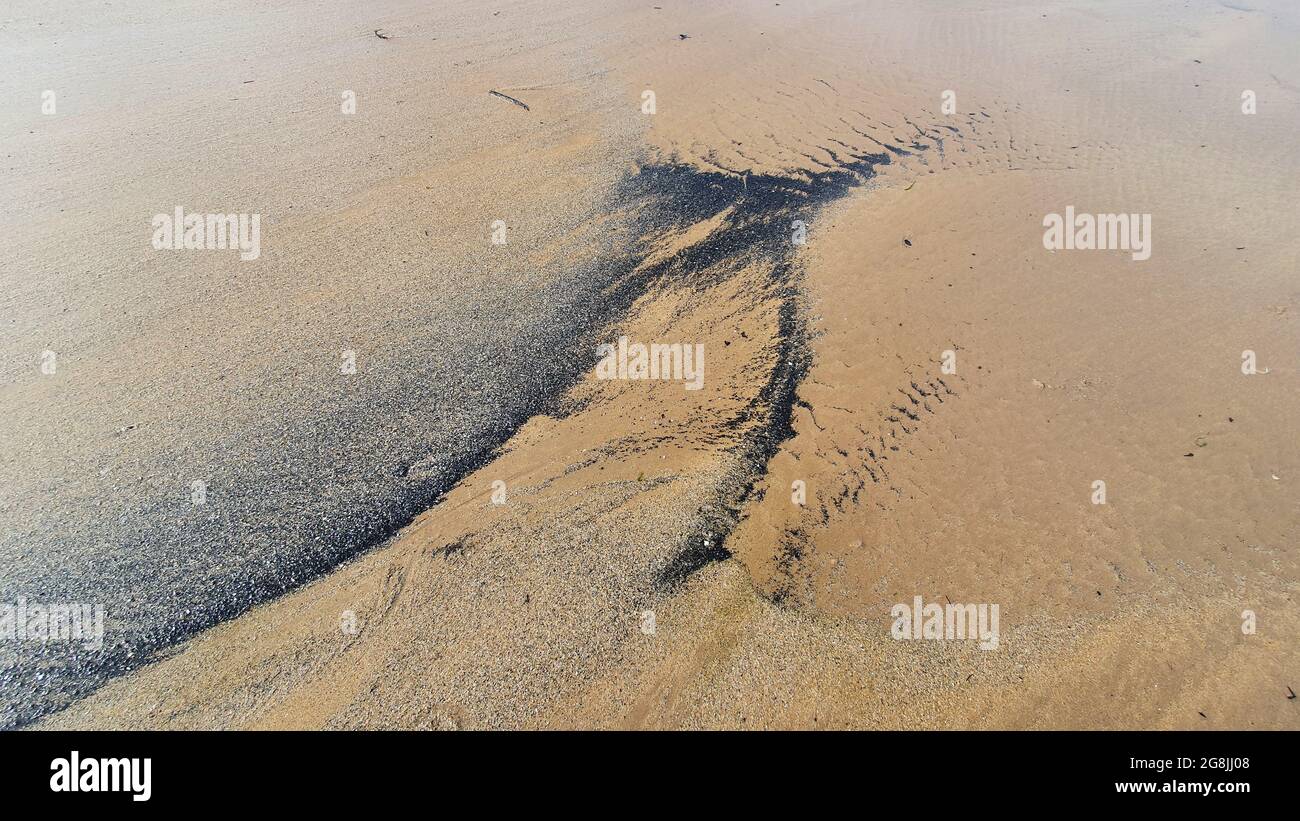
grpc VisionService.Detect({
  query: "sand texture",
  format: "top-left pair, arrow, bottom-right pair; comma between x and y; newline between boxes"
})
3,0 -> 1297,729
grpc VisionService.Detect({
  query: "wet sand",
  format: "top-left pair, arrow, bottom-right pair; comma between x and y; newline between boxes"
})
5,0 -> 1299,728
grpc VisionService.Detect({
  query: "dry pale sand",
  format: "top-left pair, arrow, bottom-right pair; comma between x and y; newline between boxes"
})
12,0 -> 1299,728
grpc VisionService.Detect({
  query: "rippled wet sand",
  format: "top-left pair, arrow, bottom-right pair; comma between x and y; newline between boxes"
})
10,0 -> 1300,728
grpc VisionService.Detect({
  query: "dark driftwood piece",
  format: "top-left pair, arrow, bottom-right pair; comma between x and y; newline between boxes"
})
489,90 -> 530,111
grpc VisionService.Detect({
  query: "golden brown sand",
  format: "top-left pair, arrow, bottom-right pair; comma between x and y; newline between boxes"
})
35,0 -> 1300,729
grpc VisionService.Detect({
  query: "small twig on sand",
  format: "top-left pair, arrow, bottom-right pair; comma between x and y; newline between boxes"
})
489,90 -> 530,111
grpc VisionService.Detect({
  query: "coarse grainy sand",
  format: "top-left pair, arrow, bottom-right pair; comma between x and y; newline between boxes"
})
6,0 -> 1298,729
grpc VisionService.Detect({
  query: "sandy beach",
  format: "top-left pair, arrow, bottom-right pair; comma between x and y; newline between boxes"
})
3,0 -> 1298,729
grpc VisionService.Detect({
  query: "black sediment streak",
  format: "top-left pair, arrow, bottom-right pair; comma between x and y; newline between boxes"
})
5,141 -> 895,728
632,147 -> 893,590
